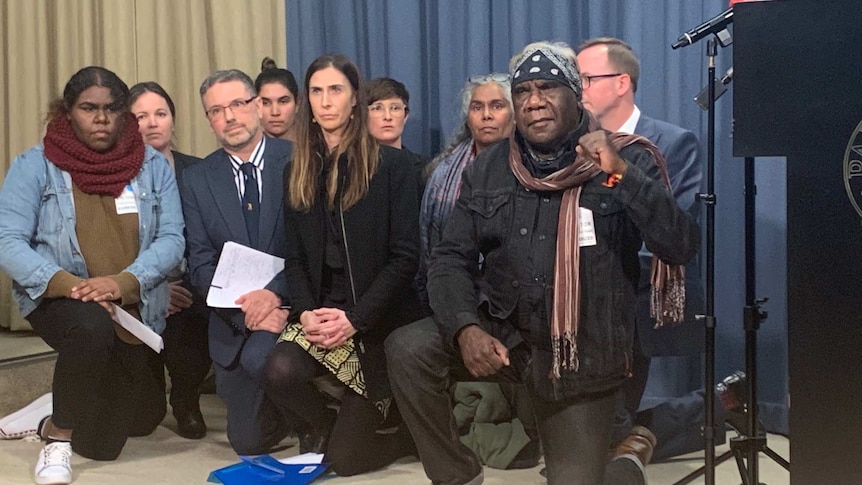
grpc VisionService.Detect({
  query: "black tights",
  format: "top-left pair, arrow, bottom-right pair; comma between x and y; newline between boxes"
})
264,341 -> 414,476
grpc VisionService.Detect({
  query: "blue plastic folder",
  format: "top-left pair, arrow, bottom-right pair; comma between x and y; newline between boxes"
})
207,455 -> 329,485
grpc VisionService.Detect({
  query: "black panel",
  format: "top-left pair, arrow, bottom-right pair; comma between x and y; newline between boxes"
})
734,1 -> 862,483
734,0 -> 862,157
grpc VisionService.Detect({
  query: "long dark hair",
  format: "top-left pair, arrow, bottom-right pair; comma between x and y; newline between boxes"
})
288,54 -> 379,211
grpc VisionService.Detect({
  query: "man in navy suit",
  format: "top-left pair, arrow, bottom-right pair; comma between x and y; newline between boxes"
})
181,69 -> 292,455
577,38 -> 715,461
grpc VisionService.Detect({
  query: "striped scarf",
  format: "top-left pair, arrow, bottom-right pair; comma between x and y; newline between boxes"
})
420,140 -> 475,259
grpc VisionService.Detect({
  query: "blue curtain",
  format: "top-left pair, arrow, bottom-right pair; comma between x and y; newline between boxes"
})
285,0 -> 788,434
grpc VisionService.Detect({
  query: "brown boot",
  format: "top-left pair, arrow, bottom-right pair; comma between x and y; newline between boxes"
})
611,425 -> 657,467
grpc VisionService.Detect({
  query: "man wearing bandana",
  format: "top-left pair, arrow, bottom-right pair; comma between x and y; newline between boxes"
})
386,41 -> 699,485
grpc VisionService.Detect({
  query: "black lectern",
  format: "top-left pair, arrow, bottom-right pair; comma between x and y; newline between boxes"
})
734,1 -> 862,483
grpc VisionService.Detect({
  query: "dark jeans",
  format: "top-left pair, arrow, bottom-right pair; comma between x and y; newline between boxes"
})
264,341 -> 414,477
157,301 -> 211,413
215,330 -> 288,455
612,344 -> 652,445
27,298 -> 165,460
385,317 -> 645,485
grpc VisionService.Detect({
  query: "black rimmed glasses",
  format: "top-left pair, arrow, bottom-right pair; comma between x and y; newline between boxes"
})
205,96 -> 257,120
582,73 -> 623,89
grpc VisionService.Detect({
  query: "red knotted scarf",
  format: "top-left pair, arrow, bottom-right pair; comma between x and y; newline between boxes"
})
43,112 -> 145,197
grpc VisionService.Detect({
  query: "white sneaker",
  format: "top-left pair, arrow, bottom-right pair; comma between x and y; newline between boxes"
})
0,393 -> 52,440
34,441 -> 72,485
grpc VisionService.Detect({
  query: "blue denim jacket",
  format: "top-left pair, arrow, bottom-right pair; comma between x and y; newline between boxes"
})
0,144 -> 185,333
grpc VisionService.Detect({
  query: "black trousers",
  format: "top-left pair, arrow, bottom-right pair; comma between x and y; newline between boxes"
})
386,317 -> 644,485
154,301 -> 211,413
27,298 -> 165,460
264,341 -> 414,477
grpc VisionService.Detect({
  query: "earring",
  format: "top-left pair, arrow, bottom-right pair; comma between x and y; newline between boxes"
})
350,114 -> 354,120
312,118 -> 318,124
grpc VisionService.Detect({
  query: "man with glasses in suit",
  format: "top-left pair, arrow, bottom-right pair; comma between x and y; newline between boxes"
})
181,69 -> 293,455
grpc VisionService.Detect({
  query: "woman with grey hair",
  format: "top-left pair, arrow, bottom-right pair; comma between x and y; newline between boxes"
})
417,73 -> 514,301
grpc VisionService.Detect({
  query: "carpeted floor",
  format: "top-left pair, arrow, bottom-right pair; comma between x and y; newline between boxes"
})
0,394 -> 790,484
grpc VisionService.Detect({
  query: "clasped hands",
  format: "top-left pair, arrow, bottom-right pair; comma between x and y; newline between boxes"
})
236,289 -> 288,333
300,308 -> 357,350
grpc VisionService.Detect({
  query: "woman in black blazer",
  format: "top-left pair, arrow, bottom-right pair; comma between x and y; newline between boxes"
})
129,82 -> 211,440
264,54 -> 421,476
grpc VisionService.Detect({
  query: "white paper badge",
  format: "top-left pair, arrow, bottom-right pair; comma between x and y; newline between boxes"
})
115,185 -> 138,215
578,207 -> 597,247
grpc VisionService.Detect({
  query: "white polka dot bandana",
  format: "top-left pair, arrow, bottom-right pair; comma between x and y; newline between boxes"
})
511,47 -> 582,99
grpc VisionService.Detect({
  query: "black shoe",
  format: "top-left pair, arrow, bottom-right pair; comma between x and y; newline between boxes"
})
716,371 -> 765,435
299,428 -> 330,454
716,371 -> 748,413
174,408 -> 207,440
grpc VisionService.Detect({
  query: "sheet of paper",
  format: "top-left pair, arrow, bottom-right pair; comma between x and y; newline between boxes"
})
112,304 -> 164,353
207,241 -> 284,308
278,453 -> 325,465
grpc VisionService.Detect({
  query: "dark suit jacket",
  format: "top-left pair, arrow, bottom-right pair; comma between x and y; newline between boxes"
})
172,150 -> 209,314
634,115 -> 705,356
173,150 -> 202,196
180,137 -> 292,368
284,145 -> 422,400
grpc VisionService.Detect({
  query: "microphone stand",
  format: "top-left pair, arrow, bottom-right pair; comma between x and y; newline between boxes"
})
703,38 -> 719,485
672,37 -> 720,485
672,37 -> 790,485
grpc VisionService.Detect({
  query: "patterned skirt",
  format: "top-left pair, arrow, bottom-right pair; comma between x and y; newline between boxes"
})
279,322 -> 366,398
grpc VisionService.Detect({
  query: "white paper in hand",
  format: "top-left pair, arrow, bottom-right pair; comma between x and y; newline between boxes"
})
207,241 -> 285,308
112,304 -> 164,353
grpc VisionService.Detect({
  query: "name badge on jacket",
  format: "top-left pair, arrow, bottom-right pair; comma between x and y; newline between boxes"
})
578,207 -> 597,247
115,185 -> 138,215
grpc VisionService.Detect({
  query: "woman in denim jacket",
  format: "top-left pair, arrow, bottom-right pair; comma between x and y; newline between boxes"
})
0,66 -> 184,485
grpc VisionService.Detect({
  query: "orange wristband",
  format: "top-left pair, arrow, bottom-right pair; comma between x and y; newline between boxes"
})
602,173 -> 623,188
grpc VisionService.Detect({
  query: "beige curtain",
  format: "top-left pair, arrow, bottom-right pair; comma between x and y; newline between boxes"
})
0,0 -> 287,330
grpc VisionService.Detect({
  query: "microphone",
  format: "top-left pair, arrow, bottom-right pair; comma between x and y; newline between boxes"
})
672,8 -> 734,49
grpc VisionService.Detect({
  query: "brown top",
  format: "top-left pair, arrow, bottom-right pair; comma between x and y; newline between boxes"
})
46,184 -> 143,344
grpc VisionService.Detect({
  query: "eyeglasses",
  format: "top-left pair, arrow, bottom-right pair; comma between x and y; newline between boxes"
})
368,103 -> 408,118
582,73 -> 623,89
468,73 -> 510,85
205,96 -> 257,120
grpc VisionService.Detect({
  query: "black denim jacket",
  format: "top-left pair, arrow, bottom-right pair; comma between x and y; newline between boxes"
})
426,135 -> 700,401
